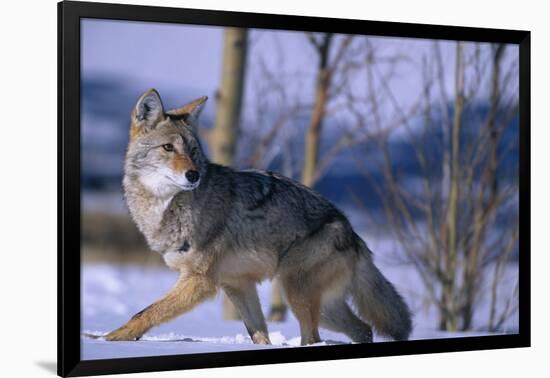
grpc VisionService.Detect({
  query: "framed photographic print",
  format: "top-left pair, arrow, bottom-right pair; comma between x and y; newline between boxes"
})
58,0 -> 530,376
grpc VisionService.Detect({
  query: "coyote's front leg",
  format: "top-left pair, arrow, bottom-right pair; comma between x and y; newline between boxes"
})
223,281 -> 271,345
106,274 -> 216,341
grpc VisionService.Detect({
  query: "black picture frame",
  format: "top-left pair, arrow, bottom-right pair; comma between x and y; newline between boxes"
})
58,1 -> 531,376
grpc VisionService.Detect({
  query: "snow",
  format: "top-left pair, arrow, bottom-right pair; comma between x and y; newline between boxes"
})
81,254 -> 518,360
81,264 -> 348,360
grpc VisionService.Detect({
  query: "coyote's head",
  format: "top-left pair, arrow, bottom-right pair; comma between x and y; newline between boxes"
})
125,89 -> 208,198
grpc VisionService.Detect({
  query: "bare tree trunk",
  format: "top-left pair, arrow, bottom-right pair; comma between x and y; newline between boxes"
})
301,34 -> 333,187
267,281 -> 287,322
212,28 -> 249,320
460,44 -> 505,331
434,42 -> 451,224
440,42 -> 464,332
211,28 -> 248,166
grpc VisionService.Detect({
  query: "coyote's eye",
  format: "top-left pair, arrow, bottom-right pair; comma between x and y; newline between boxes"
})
162,144 -> 174,152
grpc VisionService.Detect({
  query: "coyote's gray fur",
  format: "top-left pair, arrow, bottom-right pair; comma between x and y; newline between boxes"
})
105,89 -> 412,345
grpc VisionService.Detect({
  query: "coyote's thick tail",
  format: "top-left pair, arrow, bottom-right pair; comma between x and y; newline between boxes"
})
350,242 -> 412,340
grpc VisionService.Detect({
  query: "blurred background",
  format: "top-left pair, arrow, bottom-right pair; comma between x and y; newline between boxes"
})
81,18 -> 519,357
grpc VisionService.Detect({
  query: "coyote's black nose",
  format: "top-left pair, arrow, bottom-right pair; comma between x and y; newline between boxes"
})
186,170 -> 200,183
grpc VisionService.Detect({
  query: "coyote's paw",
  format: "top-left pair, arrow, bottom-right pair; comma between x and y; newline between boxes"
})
105,324 -> 144,341
251,331 -> 271,345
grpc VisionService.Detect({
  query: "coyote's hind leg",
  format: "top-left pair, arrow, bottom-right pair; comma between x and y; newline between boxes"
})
320,299 -> 373,343
281,274 -> 322,345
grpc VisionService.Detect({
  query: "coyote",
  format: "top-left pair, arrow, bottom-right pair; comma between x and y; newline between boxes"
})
105,89 -> 412,345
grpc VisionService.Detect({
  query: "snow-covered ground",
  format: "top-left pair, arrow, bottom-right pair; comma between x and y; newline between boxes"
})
81,250 -> 518,360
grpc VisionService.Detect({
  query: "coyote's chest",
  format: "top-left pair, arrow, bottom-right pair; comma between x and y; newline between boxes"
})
125,190 -> 194,255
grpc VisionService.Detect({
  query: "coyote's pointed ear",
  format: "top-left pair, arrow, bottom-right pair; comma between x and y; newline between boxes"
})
133,89 -> 165,129
166,96 -> 208,130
